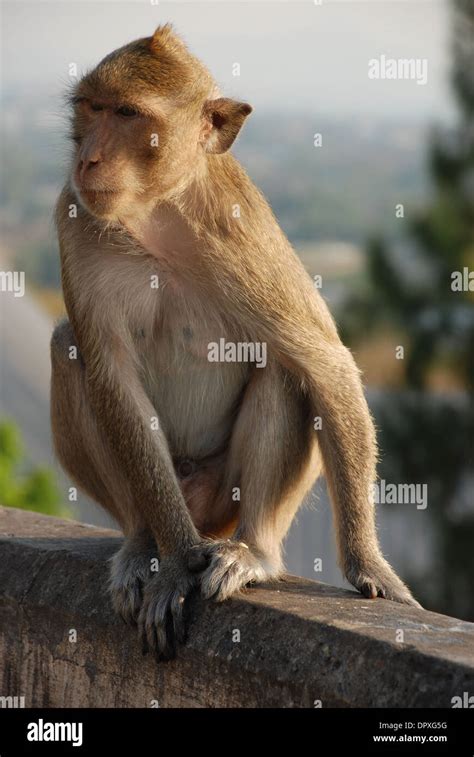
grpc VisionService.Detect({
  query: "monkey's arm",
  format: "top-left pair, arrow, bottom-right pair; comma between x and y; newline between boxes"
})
56,194 -> 205,656
86,346 -> 199,554
69,318 -> 208,653
202,245 -> 417,605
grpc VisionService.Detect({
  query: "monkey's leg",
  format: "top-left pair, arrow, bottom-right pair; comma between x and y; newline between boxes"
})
188,364 -> 322,601
51,319 -> 158,622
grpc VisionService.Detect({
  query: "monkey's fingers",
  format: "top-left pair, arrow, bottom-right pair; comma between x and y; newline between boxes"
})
171,591 -> 188,645
201,557 -> 246,601
139,600 -> 171,659
138,575 -> 196,660
116,578 -> 144,626
148,591 -> 176,660
109,545 -> 154,626
190,540 -> 267,602
360,580 -> 384,600
347,558 -> 423,609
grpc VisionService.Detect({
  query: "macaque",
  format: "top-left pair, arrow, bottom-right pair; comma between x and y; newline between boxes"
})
51,24 -> 420,659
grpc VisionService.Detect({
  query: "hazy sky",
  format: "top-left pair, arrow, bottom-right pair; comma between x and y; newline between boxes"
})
2,0 -> 452,119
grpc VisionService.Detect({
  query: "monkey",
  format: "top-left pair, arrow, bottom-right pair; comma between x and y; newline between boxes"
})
50,24 -> 420,659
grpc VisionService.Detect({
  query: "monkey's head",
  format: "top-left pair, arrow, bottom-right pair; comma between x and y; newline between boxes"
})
69,24 -> 252,222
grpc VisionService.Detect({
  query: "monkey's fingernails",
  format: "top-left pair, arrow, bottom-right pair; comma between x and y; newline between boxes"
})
361,582 -> 377,599
153,607 -> 172,659
171,594 -> 187,645
158,611 -> 176,661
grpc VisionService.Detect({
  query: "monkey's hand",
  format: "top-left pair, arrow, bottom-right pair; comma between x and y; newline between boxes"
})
345,554 -> 423,608
138,554 -> 205,660
109,535 -> 158,625
187,540 -> 274,602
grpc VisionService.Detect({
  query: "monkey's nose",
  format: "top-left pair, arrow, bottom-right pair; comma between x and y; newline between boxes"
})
78,158 -> 100,181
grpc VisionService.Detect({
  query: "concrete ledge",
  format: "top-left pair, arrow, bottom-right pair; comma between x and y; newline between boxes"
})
0,506 -> 473,708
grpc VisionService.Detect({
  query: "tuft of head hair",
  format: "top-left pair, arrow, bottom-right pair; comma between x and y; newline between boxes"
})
150,23 -> 190,57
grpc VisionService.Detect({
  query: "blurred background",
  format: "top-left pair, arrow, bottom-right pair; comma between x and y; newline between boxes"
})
0,0 -> 472,620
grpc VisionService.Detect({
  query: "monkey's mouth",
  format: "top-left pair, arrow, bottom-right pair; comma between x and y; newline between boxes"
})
79,188 -> 117,201
77,188 -> 121,214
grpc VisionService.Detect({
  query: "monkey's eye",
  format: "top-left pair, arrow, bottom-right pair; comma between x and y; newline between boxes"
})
116,105 -> 139,118
90,103 -> 104,112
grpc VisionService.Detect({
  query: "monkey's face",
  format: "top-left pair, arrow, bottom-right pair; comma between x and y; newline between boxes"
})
69,30 -> 251,224
70,95 -> 202,222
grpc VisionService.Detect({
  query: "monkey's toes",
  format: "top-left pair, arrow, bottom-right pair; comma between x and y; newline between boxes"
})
137,560 -> 198,660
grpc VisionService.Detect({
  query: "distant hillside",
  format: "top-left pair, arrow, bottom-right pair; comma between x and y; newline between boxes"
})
235,113 -> 428,244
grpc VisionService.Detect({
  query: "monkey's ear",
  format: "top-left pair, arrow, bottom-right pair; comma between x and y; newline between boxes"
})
201,98 -> 253,154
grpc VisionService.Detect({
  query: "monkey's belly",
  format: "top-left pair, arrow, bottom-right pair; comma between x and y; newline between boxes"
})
144,351 -> 251,461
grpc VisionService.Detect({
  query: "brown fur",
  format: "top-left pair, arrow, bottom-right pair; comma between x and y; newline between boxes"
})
51,24 -> 420,659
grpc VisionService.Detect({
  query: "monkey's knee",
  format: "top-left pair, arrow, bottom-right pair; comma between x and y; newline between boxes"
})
51,318 -> 83,367
50,321 -> 135,527
51,319 -> 100,498
51,318 -> 86,434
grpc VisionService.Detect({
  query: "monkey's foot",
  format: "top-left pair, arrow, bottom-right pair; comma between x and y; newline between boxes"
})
346,556 -> 422,608
187,539 -> 275,602
138,556 -> 203,660
109,534 -> 158,625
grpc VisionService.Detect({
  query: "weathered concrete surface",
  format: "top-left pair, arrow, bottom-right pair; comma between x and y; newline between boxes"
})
0,506 -> 473,708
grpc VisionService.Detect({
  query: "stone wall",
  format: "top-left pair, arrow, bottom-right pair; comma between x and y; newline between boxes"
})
0,506 -> 473,708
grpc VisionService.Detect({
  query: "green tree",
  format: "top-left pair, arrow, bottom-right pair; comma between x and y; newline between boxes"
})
0,420 -> 69,518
